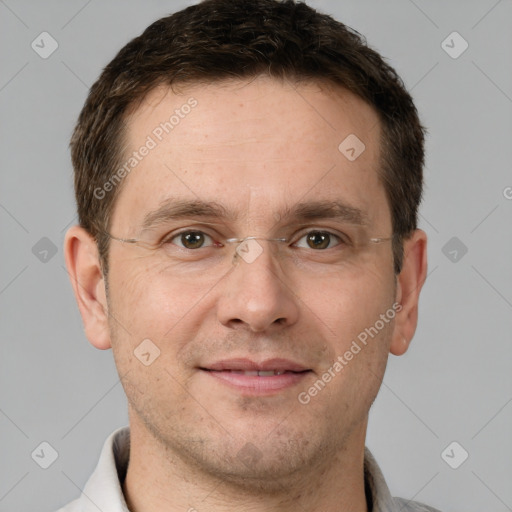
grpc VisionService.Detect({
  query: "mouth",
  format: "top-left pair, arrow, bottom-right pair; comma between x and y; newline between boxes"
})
198,358 -> 312,395
215,369 -> 298,376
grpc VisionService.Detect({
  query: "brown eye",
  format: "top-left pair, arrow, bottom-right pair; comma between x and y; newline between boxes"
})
295,231 -> 342,250
171,231 -> 214,249
307,232 -> 330,249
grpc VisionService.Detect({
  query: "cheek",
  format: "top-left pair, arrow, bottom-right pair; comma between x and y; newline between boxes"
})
300,262 -> 395,340
106,257 -> 203,346
307,289 -> 394,410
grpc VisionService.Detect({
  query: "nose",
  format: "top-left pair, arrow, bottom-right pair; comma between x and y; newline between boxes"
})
216,239 -> 300,333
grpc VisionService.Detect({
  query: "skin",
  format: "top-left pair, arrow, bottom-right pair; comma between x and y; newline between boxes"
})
65,76 -> 427,512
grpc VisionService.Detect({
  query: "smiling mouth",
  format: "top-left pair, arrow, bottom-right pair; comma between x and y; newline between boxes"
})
203,369 -> 309,376
198,362 -> 312,395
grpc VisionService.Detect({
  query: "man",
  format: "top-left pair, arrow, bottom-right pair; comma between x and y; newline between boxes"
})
61,0 -> 434,510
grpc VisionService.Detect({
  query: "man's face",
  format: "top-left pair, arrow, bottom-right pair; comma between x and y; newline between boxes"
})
106,77 -> 398,482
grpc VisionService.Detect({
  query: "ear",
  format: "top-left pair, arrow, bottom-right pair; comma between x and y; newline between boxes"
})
390,229 -> 428,356
64,225 -> 112,350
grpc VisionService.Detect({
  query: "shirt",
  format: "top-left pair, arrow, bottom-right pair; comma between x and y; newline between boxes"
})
56,426 -> 442,512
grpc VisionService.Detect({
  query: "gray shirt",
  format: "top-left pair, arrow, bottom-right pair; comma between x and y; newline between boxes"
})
56,426 -> 442,512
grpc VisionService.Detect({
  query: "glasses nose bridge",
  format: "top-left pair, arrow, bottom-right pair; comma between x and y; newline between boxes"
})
226,236 -> 288,265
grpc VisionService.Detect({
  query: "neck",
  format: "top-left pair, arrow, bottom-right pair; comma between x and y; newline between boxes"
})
122,413 -> 369,512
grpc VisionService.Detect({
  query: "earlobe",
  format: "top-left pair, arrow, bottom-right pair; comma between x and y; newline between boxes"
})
64,225 -> 112,350
390,229 -> 428,356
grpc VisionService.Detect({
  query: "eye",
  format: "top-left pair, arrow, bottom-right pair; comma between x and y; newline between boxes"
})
167,230 -> 216,250
294,230 -> 344,250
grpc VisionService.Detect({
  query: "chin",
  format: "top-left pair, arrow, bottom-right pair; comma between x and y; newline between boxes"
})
168,423 -> 337,492
197,450 -> 315,493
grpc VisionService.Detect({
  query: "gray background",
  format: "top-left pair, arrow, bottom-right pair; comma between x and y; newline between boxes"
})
1,1 -> 511,511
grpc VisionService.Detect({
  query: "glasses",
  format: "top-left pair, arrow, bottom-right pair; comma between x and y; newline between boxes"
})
102,225 -> 393,275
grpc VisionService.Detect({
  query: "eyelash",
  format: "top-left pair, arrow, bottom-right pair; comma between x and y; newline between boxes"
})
161,228 -> 350,250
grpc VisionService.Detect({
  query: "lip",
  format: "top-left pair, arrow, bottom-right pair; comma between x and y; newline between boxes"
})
199,358 -> 312,395
202,358 -> 309,372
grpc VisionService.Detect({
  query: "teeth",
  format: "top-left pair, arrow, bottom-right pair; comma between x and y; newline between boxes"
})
229,370 -> 286,376
258,370 -> 283,376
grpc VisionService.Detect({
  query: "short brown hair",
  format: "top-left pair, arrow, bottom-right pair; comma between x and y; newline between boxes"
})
70,0 -> 425,275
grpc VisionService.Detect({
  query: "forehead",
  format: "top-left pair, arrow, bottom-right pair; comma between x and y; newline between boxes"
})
127,77 -> 379,155
111,76 -> 388,233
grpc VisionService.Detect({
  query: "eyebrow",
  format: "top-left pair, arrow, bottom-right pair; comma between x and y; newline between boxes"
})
140,197 -> 369,231
141,199 -> 237,231
283,200 -> 369,226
